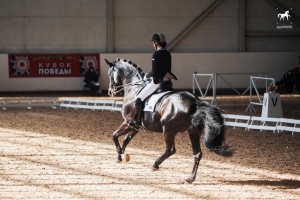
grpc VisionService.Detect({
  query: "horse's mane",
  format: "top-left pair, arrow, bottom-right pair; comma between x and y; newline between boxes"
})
115,58 -> 145,78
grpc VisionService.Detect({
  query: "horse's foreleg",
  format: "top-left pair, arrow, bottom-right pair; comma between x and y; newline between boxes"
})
113,124 -> 132,162
152,133 -> 176,170
121,129 -> 139,153
185,133 -> 202,184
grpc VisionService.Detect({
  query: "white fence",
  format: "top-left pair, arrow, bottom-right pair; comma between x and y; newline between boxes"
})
60,98 -> 122,112
0,97 -> 59,110
0,97 -> 122,112
1,97 -> 298,135
245,76 -> 276,113
222,114 -> 300,135
193,72 -> 268,106
193,73 -> 216,105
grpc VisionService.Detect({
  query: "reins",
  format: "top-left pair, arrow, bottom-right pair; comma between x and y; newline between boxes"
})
112,79 -> 145,95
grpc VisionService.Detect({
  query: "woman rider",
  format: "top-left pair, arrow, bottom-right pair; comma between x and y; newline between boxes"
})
129,33 -> 173,128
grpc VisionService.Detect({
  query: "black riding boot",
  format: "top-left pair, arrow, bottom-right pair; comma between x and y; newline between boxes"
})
129,98 -> 142,128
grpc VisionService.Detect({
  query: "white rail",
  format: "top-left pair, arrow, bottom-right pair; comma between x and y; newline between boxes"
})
1,97 -> 59,110
60,98 -> 122,112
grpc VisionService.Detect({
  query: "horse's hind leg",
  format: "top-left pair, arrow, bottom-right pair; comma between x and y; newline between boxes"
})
152,132 -> 176,170
186,127 -> 203,183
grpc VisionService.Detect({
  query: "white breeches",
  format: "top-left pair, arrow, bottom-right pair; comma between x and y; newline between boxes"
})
136,79 -> 160,101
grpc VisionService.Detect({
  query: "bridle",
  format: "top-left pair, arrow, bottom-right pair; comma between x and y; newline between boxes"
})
108,64 -> 145,97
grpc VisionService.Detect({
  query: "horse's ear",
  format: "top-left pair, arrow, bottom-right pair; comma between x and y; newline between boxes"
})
104,59 -> 113,67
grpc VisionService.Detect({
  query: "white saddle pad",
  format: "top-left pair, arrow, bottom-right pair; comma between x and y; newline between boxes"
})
143,91 -> 172,112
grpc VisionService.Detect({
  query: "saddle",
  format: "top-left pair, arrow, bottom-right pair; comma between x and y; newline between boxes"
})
143,81 -> 174,112
140,72 -> 177,112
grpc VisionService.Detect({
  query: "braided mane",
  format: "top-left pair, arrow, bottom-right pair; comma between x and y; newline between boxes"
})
116,58 -> 145,78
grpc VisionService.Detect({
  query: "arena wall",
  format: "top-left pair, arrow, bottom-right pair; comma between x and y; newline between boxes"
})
0,0 -> 299,54
1,0 -> 299,93
0,52 -> 299,92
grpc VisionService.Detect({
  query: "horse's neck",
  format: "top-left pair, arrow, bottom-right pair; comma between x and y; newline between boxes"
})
120,65 -> 143,102
123,75 -> 142,103
123,83 -> 142,103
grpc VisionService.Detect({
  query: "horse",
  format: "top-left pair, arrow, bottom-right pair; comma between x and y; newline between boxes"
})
278,10 -> 291,21
105,58 -> 233,183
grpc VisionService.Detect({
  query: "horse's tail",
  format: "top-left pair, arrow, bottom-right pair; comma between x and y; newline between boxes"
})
191,100 -> 233,157
278,13 -> 281,18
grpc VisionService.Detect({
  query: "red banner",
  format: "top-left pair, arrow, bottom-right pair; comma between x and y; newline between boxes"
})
8,54 -> 100,78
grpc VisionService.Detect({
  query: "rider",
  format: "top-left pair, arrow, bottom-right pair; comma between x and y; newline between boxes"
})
129,33 -> 172,128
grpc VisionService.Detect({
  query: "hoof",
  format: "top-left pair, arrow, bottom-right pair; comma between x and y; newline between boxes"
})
152,166 -> 159,171
116,155 -> 122,163
121,154 -> 130,162
184,178 -> 194,184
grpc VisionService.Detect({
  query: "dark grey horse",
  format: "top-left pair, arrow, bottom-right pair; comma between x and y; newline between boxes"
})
105,58 -> 232,183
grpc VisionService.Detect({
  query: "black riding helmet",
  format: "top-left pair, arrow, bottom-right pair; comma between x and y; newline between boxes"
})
151,33 -> 167,48
151,33 -> 166,43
